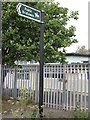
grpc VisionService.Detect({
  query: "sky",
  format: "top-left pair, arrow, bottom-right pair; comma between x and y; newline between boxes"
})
55,0 -> 89,53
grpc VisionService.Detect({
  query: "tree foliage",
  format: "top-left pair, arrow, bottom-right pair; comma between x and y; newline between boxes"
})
2,1 -> 79,65
76,45 -> 88,54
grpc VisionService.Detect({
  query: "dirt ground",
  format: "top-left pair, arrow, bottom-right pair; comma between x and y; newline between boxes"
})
2,108 -> 74,119
1,96 -> 89,119
1,99 -> 73,119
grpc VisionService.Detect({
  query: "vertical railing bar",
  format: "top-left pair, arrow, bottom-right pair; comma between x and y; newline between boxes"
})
2,66 -> 3,95
81,64 -> 83,111
32,66 -> 35,100
29,66 -> 30,98
35,66 -> 37,103
30,65 -> 32,99
50,65 -> 53,108
21,68 -> 22,94
48,65 -> 50,107
28,66 -> 29,97
16,66 -> 18,98
66,64 -> 69,110
73,64 -> 75,109
23,67 -> 26,97
7,66 -> 9,96
18,66 -> 21,97
2,65 -> 5,95
23,66 -> 25,97
34,66 -> 36,100
77,64 -> 79,103
20,68 -> 23,94
32,66 -> 34,100
3,66 -> 5,95
9,67 -> 11,97
17,66 -> 18,97
62,65 -> 63,110
26,66 -> 28,97
5,66 -> 6,95
43,65 -> 45,105
20,67 -> 21,97
53,65 -> 55,109
13,68 -> 15,98
61,65 -> 63,109
22,68 -> 24,94
29,66 -> 31,98
17,65 -> 19,97
70,64 -> 72,111
45,65 -> 47,107
2,66 -> 4,95
56,65 -> 58,109
6,66 -> 8,95
16,65 -> 18,98
10,67 -> 11,97
14,66 -> 17,99
62,64 -> 66,110
84,65 -> 86,111
5,66 -> 7,95
35,65 -> 38,103
88,63 -> 90,112
38,65 -> 39,102
59,64 -> 61,110
11,67 -> 13,97
33,66 -> 35,100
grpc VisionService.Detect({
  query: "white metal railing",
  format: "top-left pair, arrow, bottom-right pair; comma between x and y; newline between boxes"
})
2,63 -> 89,111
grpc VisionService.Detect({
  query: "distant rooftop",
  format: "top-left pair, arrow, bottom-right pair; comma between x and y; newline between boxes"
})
66,53 -> 90,57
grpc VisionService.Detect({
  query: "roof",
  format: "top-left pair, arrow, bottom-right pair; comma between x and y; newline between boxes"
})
66,53 -> 90,57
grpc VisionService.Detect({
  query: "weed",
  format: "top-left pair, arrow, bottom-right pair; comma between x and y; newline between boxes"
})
10,88 -> 39,118
72,102 -> 88,119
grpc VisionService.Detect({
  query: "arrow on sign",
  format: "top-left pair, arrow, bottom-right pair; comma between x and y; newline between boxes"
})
16,3 -> 21,14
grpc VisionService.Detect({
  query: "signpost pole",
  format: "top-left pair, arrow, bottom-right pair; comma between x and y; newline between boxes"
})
39,8 -> 44,118
88,2 -> 90,115
0,0 -> 2,118
17,3 -> 45,118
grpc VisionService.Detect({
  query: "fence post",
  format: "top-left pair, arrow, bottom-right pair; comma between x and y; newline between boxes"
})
62,64 -> 66,110
35,66 -> 39,103
14,67 -> 17,99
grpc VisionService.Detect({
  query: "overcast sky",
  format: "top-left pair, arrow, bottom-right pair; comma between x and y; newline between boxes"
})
54,0 -> 89,53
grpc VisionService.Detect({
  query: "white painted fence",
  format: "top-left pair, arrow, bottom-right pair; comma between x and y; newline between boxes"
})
2,63 -> 90,111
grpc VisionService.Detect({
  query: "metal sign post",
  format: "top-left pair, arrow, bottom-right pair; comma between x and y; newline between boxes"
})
17,3 -> 45,118
0,1 -> 1,67
88,2 -> 90,114
39,8 -> 44,118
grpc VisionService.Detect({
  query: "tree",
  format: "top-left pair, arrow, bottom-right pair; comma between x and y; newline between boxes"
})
76,45 -> 88,54
2,1 -> 79,65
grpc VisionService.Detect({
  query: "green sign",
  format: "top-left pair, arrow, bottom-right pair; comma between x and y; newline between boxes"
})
17,3 -> 41,23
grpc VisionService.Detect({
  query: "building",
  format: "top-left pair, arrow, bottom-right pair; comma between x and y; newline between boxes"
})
66,53 -> 90,63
